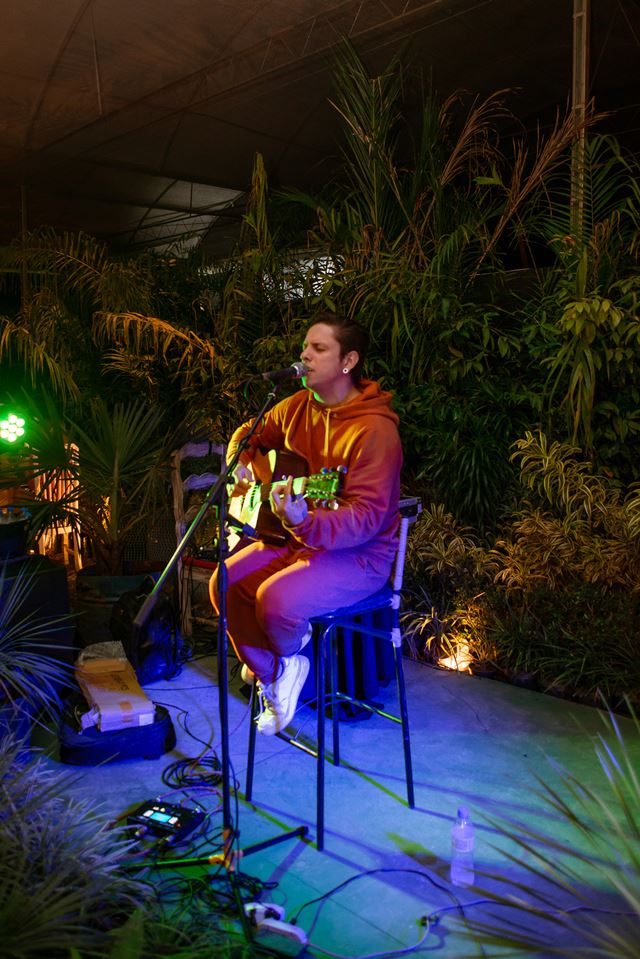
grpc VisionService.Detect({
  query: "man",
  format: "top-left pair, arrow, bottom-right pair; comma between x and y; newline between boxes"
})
210,312 -> 402,734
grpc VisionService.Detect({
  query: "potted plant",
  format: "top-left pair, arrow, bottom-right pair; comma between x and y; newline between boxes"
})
0,392 -> 177,647
71,397 -> 179,646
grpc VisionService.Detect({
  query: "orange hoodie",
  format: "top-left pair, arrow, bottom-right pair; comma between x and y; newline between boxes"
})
228,380 -> 402,564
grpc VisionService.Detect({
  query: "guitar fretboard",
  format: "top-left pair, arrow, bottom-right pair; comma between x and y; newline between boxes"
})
256,476 -> 308,504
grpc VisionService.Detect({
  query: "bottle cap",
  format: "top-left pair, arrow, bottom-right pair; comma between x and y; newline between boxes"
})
457,806 -> 470,819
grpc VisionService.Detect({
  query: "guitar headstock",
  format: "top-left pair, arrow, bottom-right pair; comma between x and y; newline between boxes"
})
304,465 -> 347,510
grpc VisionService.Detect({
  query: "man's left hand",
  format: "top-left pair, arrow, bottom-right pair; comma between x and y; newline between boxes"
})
271,475 -> 308,527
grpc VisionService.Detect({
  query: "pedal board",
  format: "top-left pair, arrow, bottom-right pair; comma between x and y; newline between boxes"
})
126,800 -> 205,843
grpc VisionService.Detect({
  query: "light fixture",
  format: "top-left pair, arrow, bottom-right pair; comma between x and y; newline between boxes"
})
0,412 -> 26,443
438,642 -> 473,672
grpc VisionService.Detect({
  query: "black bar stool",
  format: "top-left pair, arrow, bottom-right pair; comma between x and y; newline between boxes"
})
245,497 -> 422,850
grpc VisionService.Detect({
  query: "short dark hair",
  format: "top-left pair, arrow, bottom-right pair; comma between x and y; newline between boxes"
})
310,311 -> 369,381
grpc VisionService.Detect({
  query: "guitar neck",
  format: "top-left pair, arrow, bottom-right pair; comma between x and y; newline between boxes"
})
227,456 -> 344,548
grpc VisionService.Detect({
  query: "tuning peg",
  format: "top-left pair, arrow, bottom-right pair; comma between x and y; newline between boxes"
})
337,465 -> 348,474
328,499 -> 339,511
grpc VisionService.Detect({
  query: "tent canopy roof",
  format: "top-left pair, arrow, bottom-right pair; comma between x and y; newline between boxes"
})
2,0 -> 639,253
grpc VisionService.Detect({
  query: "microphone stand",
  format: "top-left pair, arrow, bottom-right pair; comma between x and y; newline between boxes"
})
132,382 -> 308,935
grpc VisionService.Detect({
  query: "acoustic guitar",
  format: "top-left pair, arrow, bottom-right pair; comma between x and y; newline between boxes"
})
228,450 -> 346,547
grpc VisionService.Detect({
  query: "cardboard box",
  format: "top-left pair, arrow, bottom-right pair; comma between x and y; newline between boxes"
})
75,658 -> 156,732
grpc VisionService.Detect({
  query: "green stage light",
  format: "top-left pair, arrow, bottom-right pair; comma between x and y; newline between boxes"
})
0,412 -> 26,443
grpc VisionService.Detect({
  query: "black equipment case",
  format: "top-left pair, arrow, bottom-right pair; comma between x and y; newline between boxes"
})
59,694 -> 176,765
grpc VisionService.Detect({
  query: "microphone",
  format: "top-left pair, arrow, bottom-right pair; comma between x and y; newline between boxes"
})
258,362 -> 307,382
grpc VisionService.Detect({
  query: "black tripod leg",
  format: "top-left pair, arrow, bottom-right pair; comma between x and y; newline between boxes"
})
246,682 -> 258,801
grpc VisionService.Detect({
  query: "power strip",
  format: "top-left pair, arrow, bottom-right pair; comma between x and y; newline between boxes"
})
244,902 -> 308,957
245,902 -> 286,925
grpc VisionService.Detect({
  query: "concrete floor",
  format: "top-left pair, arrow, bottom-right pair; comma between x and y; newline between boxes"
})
35,640 -> 639,959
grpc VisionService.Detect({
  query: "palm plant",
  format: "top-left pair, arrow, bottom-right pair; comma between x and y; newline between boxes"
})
0,228 -> 155,402
0,227 -> 239,443
0,392 -> 176,576
98,156 -> 308,438
69,398 -> 175,575
269,42 -> 587,530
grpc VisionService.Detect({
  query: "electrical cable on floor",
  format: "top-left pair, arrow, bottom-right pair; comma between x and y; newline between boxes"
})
105,675 -> 279,959
152,698 -> 220,758
286,866 -> 459,959
153,666 -> 254,770
290,866 -> 455,926
161,754 -> 223,789
427,899 -> 637,924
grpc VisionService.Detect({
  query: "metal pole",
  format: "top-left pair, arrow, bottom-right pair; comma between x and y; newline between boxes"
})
571,0 -> 590,239
20,184 -> 28,309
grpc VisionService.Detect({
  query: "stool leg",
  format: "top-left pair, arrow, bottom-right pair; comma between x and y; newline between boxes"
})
330,628 -> 340,766
245,684 -> 258,801
316,628 -> 326,850
394,646 -> 415,808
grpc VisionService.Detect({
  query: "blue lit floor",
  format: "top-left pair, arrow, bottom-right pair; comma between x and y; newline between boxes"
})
37,645 -> 639,959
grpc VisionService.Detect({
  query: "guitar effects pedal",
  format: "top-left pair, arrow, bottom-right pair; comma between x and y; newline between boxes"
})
126,800 -> 205,842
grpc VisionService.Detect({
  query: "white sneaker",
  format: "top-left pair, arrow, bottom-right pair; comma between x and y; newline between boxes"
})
240,625 -> 312,686
255,654 -> 310,736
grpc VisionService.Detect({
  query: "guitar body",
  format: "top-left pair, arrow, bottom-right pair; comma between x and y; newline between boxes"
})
250,450 -> 307,545
228,449 -> 345,548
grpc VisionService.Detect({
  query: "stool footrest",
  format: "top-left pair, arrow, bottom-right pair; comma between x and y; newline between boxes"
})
334,692 -> 402,725
275,732 -> 317,758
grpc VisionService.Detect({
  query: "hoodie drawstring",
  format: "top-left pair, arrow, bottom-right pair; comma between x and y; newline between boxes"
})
323,409 -> 331,465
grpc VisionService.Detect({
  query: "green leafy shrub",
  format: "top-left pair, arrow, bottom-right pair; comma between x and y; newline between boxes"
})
0,738 -> 148,958
463,705 -> 640,957
401,503 -> 494,663
402,433 -> 640,707
487,582 -> 640,707
0,739 -> 253,959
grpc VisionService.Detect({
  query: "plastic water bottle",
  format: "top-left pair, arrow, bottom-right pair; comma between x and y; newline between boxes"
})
450,806 -> 474,886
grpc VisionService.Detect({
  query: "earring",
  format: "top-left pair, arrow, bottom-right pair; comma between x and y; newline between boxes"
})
342,367 -> 349,375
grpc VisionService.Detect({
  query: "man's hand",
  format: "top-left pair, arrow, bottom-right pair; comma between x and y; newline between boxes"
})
271,475 -> 308,527
229,463 -> 253,498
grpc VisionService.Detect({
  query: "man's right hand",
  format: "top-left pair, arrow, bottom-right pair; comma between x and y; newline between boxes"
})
229,463 -> 253,498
